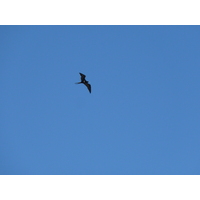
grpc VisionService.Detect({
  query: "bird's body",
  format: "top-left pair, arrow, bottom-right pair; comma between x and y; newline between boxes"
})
76,73 -> 91,93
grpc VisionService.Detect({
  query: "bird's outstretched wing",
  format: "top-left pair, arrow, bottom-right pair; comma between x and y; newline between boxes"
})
84,82 -> 91,93
79,73 -> 86,82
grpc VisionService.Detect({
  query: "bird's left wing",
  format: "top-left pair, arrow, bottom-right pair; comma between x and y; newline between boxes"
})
84,82 -> 91,93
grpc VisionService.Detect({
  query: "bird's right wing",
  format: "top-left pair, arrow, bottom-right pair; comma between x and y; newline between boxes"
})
79,73 -> 86,82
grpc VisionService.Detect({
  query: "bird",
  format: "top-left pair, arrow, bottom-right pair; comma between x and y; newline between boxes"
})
76,72 -> 91,93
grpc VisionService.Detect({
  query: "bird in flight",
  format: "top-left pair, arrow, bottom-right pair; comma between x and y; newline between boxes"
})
76,73 -> 91,93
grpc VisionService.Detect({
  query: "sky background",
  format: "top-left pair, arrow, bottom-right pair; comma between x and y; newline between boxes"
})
1,26 -> 200,175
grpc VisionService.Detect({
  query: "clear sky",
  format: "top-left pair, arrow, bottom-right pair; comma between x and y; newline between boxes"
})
1,26 -> 200,175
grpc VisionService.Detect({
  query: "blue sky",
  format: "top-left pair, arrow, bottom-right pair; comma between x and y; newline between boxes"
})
1,26 -> 200,175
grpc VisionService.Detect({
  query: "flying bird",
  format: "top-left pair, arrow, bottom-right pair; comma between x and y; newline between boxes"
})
76,73 -> 91,93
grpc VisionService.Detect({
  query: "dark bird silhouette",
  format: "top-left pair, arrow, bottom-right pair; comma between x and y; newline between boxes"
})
76,73 -> 91,93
